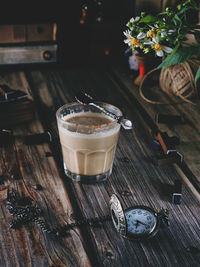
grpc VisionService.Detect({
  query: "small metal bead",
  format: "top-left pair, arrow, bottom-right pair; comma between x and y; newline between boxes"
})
35,219 -> 49,232
10,220 -> 21,229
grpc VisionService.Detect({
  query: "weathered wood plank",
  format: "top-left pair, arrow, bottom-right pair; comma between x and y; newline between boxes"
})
25,67 -> 200,267
0,72 -> 91,267
112,66 -> 200,188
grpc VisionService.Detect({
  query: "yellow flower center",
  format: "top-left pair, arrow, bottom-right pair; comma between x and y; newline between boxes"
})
131,38 -> 140,46
148,30 -> 156,38
153,43 -> 163,51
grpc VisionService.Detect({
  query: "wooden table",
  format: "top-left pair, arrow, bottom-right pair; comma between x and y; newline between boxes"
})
0,63 -> 200,267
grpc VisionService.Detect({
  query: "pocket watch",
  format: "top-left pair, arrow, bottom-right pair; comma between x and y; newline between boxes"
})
110,194 -> 169,240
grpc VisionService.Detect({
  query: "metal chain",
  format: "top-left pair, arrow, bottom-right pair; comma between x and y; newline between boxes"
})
6,188 -> 111,238
156,208 -> 170,227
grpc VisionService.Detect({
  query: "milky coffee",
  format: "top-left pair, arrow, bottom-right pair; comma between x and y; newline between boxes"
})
58,112 -> 120,176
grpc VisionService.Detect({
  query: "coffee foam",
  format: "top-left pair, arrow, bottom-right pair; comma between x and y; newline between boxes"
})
58,112 -> 120,138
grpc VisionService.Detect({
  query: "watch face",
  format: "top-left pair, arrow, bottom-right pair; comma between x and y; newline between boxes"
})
125,207 -> 157,238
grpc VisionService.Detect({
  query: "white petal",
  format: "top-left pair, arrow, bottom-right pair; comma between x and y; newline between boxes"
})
137,32 -> 146,39
123,30 -> 131,37
160,32 -> 166,38
135,16 -> 140,22
152,36 -> 159,43
143,41 -> 153,45
156,50 -> 164,57
130,18 -> 134,23
168,30 -> 175,35
124,39 -> 130,44
163,46 -> 173,53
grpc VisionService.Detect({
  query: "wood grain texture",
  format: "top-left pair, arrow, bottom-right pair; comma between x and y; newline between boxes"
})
112,66 -> 200,188
0,72 -> 91,267
22,66 -> 200,267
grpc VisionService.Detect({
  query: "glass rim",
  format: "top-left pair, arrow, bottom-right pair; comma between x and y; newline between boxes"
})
56,101 -> 122,129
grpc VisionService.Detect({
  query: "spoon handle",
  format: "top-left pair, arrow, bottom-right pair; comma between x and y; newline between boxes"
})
89,103 -> 132,130
89,103 -> 118,120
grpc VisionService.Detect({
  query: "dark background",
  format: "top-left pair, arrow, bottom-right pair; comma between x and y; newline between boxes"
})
0,1 -> 198,67
0,1 -> 136,65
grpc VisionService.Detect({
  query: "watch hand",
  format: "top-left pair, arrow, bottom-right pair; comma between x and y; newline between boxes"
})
136,220 -> 147,226
134,221 -> 139,229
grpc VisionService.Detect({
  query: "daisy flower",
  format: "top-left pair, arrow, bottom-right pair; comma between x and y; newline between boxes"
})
144,37 -> 172,57
124,37 -> 140,48
124,30 -> 143,48
147,30 -> 156,39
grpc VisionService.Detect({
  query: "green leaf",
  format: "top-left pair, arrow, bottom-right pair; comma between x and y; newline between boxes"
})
140,15 -> 157,23
157,44 -> 180,68
174,14 -> 182,23
195,67 -> 200,87
174,47 -> 193,61
194,31 -> 200,43
176,7 -> 187,16
157,46 -> 196,69
172,17 -> 178,26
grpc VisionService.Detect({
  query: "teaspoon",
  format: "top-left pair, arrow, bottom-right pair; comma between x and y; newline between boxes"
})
75,91 -> 133,130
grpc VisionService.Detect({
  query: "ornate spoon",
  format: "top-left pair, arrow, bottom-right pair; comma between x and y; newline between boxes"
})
75,91 -> 132,130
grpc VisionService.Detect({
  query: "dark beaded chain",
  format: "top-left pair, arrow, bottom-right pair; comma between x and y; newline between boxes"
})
7,189 -> 111,238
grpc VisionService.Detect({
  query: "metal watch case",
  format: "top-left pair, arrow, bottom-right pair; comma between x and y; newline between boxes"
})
110,194 -> 169,241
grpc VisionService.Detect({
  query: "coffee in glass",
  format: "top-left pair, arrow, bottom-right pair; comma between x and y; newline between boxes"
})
56,102 -> 122,183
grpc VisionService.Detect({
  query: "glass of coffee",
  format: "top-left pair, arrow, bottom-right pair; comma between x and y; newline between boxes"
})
56,102 -> 122,183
